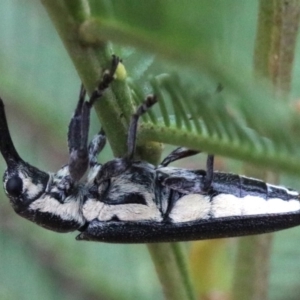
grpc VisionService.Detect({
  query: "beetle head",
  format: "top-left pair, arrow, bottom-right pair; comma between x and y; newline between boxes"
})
0,98 -> 86,233
0,98 -> 49,214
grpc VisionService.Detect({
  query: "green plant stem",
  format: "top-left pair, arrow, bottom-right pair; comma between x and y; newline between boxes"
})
41,0 -> 128,157
270,0 -> 300,94
232,234 -> 273,300
254,0 -> 300,94
254,1 -> 275,78
148,243 -> 195,300
139,123 -> 300,174
233,1 -> 300,299
232,167 -> 274,300
170,243 -> 196,300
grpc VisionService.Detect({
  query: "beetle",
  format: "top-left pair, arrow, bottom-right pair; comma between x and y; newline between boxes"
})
1,55 -> 300,243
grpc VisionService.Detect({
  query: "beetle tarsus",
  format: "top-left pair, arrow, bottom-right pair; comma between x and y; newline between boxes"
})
89,55 -> 120,106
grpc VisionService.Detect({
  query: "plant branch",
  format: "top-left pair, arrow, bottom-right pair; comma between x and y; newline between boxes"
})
269,0 -> 300,94
139,123 -> 300,175
40,0 -> 128,157
233,1 -> 300,299
148,243 -> 195,300
232,234 -> 273,300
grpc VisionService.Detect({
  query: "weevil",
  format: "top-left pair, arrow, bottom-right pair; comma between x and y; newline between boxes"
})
1,56 -> 300,243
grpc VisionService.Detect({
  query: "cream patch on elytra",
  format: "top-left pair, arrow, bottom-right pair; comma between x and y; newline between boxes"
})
170,194 -> 210,222
98,202 -> 162,222
211,194 -> 243,218
29,195 -> 85,225
82,198 -> 105,221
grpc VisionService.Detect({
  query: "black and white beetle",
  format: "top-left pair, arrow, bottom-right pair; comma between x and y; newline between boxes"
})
1,56 -> 300,243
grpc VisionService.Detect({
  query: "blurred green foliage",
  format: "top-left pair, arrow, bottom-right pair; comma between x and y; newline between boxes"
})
1,1 -> 300,300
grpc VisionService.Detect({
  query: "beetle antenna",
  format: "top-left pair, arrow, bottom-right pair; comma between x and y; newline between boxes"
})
0,98 -> 22,166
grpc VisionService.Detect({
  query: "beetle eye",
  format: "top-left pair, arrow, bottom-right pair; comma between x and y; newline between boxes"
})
6,176 -> 23,197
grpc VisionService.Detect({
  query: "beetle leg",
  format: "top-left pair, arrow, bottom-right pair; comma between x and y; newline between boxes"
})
95,157 -> 132,184
203,154 -> 214,191
68,56 -> 120,182
160,147 -> 200,167
161,154 -> 214,193
68,84 -> 90,182
162,174 -> 204,194
89,54 -> 120,106
95,95 -> 157,184
127,95 -> 157,160
88,128 -> 106,167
